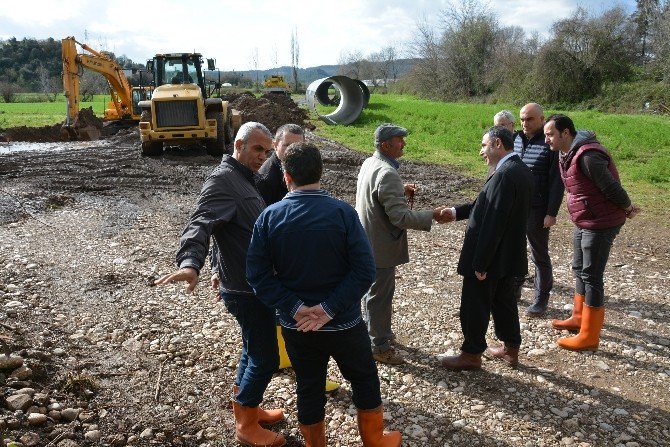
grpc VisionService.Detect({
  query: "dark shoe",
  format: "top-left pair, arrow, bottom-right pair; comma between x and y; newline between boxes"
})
526,296 -> 549,316
439,351 -> 482,370
373,348 -> 405,365
485,343 -> 519,367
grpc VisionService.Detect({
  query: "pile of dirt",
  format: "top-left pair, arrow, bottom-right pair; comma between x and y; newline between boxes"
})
220,91 -> 255,103
0,123 -> 63,143
229,94 -> 314,134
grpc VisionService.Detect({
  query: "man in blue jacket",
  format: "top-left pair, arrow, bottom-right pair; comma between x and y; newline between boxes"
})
247,142 -> 401,447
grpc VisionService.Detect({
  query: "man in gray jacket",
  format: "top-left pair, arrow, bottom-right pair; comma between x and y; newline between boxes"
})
356,123 -> 449,364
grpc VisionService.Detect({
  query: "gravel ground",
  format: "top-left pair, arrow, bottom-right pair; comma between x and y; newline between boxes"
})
0,129 -> 668,447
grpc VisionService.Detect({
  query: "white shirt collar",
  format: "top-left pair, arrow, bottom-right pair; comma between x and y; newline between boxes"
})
495,152 -> 518,171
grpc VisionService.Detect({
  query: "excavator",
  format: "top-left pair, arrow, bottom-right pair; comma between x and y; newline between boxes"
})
61,36 -> 150,139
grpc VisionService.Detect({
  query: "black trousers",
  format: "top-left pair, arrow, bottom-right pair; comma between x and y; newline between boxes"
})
460,275 -> 521,354
282,322 -> 382,425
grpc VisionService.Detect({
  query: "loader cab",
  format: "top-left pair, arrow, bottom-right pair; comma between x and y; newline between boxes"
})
147,53 -> 216,99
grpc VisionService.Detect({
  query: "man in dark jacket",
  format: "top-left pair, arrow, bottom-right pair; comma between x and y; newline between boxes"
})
154,122 -> 286,447
514,103 -> 565,316
247,142 -> 401,447
544,114 -> 640,352
256,123 -> 305,205
440,126 -> 533,370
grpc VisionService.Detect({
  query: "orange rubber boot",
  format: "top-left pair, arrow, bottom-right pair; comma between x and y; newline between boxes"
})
557,305 -> 605,352
357,405 -> 402,447
299,420 -> 326,447
232,401 -> 286,447
552,293 -> 585,331
232,385 -> 285,425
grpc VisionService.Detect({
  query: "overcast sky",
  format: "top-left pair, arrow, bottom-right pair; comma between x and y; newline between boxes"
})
1,0 -> 635,70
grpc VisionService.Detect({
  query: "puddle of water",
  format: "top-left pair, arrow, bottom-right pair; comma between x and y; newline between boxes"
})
0,140 -> 110,155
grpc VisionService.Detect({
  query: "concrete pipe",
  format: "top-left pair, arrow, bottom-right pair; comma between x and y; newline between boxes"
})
314,80 -> 337,106
354,79 -> 371,108
313,78 -> 370,109
306,76 -> 365,125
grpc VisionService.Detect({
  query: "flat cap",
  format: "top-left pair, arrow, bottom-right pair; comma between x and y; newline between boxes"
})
374,123 -> 408,147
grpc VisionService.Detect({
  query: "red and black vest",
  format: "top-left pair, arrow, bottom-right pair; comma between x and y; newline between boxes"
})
559,143 -> 626,230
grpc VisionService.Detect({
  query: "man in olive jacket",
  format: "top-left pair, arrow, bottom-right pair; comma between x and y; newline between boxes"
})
356,123 -> 449,364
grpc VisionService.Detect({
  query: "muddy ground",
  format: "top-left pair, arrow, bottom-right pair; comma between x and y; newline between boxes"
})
0,125 -> 668,447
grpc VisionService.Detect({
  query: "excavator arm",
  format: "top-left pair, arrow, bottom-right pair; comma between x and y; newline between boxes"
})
62,36 -> 135,127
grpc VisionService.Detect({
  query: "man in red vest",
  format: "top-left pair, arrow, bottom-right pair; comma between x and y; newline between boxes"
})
543,114 -> 641,351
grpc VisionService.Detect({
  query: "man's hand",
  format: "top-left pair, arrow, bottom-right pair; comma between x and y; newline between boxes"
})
626,204 -> 641,219
475,271 -> 487,281
543,215 -> 557,228
154,267 -> 199,294
404,183 -> 417,197
210,273 -> 220,292
295,304 -> 332,332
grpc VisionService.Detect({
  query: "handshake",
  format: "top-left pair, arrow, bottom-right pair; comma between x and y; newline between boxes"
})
404,184 -> 454,224
432,206 -> 455,224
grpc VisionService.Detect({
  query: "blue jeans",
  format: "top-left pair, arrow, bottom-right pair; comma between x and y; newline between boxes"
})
282,322 -> 382,425
221,293 -> 279,407
572,225 -> 621,307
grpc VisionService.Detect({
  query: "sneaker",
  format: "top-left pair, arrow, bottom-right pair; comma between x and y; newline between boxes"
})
373,348 -> 405,365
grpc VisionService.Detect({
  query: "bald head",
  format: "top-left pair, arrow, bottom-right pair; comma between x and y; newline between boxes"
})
520,102 -> 545,139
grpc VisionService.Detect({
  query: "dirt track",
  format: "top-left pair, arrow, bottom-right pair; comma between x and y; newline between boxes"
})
0,128 -> 669,447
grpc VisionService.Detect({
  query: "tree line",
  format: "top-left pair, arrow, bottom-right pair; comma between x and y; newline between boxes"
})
0,36 -> 144,103
2,1 -> 669,111
398,0 -> 670,107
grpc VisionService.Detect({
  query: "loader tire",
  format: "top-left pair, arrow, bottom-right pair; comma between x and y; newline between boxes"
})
141,141 -> 163,156
205,111 -> 225,157
223,107 -> 234,146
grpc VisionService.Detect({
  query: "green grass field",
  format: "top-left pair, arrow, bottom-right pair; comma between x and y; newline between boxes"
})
2,93 -> 668,208
314,94 -> 670,207
0,94 -> 110,129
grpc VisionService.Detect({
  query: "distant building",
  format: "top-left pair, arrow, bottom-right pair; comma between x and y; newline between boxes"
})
362,79 -> 397,87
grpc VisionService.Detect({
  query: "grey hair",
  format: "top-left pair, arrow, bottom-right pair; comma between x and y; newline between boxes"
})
235,122 -> 272,144
493,110 -> 515,125
274,123 -> 304,142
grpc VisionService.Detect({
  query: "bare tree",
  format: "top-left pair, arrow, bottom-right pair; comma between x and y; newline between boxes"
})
251,47 -> 259,92
37,64 -> 59,102
634,0 -> 661,63
337,50 -> 364,79
270,44 -> 278,69
382,46 -> 399,81
290,28 -> 300,92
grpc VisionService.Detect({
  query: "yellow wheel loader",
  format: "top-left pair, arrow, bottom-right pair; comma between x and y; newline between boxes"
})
138,53 -> 241,156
